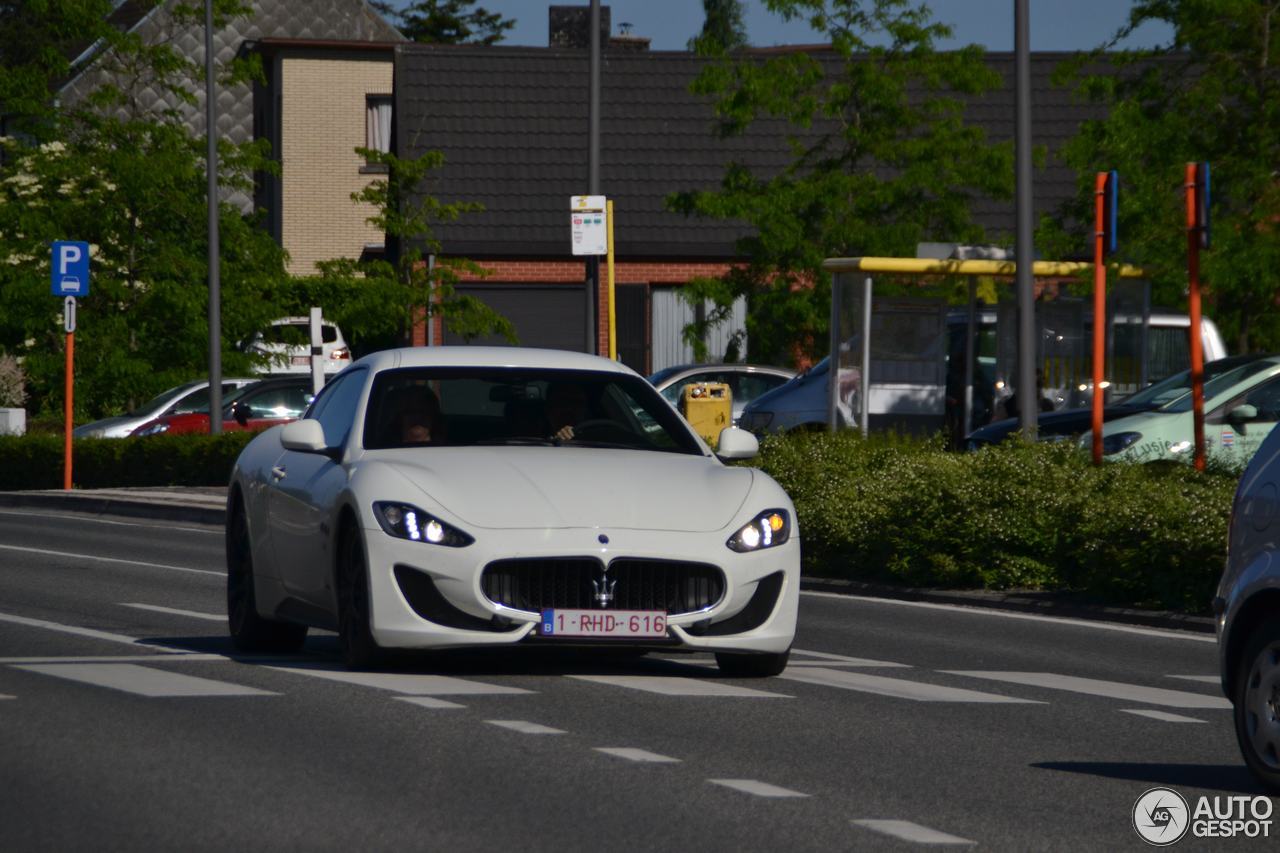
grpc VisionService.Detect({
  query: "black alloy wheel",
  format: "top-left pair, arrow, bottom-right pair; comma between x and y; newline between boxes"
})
226,500 -> 307,653
337,524 -> 383,670
1234,620 -> 1280,792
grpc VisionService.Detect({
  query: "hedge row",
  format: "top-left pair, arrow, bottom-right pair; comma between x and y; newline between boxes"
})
0,429 -> 1240,613
752,432 -> 1239,614
0,433 -> 255,490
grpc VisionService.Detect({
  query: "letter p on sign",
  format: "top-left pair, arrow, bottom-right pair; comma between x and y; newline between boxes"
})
51,241 -> 90,296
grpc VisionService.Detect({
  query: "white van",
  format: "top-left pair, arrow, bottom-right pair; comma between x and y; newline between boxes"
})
738,310 -> 1227,435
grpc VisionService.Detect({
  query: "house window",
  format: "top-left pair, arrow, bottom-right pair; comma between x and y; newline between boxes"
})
364,95 -> 392,171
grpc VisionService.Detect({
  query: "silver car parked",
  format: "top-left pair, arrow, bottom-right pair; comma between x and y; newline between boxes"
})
1217,424 -> 1280,791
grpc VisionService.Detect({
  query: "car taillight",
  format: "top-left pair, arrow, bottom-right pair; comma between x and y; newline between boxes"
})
330,347 -> 350,361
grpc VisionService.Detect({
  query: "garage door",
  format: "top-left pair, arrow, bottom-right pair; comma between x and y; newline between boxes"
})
443,284 -> 588,352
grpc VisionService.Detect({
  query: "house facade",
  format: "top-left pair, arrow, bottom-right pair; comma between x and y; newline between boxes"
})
394,32 -> 1107,375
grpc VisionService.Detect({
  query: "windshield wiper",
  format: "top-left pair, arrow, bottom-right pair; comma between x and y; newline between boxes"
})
471,437 -> 557,447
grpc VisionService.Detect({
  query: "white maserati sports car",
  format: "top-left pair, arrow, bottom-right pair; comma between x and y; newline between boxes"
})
226,347 -> 799,676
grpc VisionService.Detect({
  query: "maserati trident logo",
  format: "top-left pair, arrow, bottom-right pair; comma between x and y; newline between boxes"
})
591,567 -> 616,607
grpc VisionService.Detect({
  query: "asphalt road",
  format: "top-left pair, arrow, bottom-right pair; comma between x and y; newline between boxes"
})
0,507 -> 1270,851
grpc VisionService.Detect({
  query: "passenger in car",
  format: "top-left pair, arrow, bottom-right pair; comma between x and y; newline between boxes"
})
392,386 -> 445,445
546,382 -> 589,441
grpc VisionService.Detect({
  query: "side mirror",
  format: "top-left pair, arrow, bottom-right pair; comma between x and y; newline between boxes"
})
280,419 -> 329,454
231,400 -> 250,427
1228,404 -> 1258,423
716,426 -> 759,460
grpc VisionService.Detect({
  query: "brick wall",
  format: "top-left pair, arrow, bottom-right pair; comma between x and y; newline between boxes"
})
415,258 -> 739,353
280,55 -> 393,276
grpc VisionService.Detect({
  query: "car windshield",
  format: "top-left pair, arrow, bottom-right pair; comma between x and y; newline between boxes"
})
126,383 -> 199,417
363,367 -> 704,455
1121,357 -> 1263,409
1162,360 -> 1278,413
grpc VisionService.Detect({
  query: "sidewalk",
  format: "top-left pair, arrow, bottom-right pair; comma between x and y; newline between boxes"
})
0,486 -> 1215,635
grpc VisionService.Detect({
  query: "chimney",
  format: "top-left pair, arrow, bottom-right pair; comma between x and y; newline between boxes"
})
609,20 -> 650,52
549,5 -> 610,49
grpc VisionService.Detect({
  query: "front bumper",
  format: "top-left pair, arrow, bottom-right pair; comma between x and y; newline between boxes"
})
361,519 -> 799,654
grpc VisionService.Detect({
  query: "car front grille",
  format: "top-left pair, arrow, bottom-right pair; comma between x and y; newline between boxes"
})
481,557 -> 724,615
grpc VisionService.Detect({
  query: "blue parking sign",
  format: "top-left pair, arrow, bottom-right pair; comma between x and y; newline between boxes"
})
51,241 -> 90,296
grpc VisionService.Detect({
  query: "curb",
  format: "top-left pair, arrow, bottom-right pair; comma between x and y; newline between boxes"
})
0,491 -> 225,527
800,576 -> 1216,635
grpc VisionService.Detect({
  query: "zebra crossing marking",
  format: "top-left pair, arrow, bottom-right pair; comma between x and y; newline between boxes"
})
1120,709 -> 1207,724
486,720 -> 565,735
13,663 -> 276,697
709,779 -> 808,798
594,747 -> 680,763
852,819 -> 975,845
780,667 -> 1043,703
267,664 -> 533,696
568,674 -> 789,698
944,671 -> 1231,710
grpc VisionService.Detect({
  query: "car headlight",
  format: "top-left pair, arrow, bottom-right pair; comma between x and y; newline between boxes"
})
727,509 -> 790,553
1101,431 -> 1142,455
373,501 -> 473,547
134,422 -> 169,437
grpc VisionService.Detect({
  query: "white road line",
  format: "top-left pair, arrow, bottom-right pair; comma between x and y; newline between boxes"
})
14,663 -> 276,697
121,603 -> 226,622
0,694 -> 13,700
791,648 -> 910,667
1168,675 -> 1220,684
802,590 -> 1215,643
780,667 -> 1043,704
944,672 -> 1232,709
267,664 -> 532,695
485,720 -> 565,735
1121,709 -> 1207,724
852,819 -> 975,845
0,544 -> 221,577
394,696 -> 466,710
569,675 -> 789,698
0,611 -> 195,654
594,747 -> 681,763
0,654 -> 227,664
0,508 -> 220,534
708,779 -> 808,798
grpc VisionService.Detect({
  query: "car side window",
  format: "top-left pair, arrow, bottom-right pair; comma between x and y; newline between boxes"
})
243,385 -> 313,419
1210,376 -> 1280,424
734,373 -> 788,405
306,370 -> 366,448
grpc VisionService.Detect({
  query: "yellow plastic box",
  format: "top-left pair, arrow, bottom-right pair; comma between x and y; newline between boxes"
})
680,382 -> 732,448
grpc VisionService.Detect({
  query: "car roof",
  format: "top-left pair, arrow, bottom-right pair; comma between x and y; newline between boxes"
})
353,346 -> 638,375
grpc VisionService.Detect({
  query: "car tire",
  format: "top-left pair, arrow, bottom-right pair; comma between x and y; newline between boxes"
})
1233,619 -> 1280,792
337,523 -> 383,670
226,500 -> 307,653
715,647 -> 791,678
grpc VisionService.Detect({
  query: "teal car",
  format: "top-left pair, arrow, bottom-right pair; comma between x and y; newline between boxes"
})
1087,355 -> 1280,464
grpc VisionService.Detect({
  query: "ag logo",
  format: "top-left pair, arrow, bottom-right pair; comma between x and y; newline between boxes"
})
1133,787 -> 1190,846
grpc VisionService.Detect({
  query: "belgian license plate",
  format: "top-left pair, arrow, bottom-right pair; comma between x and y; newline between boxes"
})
539,609 -> 667,638
291,355 -> 310,365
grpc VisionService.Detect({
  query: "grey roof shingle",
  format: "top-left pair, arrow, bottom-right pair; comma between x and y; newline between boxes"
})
396,45 -> 1111,260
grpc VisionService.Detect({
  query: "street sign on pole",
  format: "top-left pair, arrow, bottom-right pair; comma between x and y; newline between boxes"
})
51,241 -> 90,296
570,195 -> 607,256
63,297 -> 76,333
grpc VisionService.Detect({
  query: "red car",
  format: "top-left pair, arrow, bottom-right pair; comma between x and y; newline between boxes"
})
131,377 -> 318,436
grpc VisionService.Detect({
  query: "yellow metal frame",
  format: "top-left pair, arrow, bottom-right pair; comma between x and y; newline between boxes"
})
606,199 -> 617,360
821,257 -> 1146,278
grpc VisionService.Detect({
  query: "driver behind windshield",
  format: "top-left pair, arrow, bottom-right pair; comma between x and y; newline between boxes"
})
545,381 -> 590,442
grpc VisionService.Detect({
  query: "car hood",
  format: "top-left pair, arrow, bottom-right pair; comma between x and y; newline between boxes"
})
373,447 -> 754,532
74,415 -> 143,437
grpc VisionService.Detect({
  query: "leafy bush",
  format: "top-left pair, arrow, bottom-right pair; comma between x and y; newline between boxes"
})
0,432 -> 255,490
0,354 -> 26,408
754,432 -> 1238,613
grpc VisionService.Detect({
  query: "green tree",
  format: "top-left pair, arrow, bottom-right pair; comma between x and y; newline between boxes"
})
689,0 -> 748,56
301,146 -> 515,351
668,0 -> 1012,364
0,1 -> 289,419
1046,0 -> 1280,352
376,0 -> 515,45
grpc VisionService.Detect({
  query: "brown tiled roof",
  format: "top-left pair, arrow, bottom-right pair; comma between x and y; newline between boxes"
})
395,45 -> 1111,259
